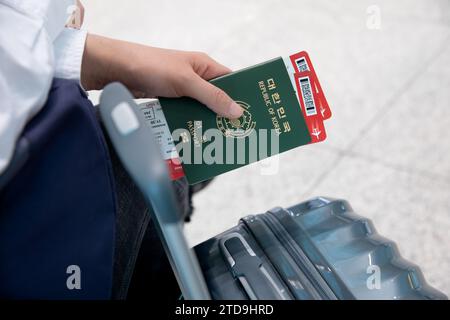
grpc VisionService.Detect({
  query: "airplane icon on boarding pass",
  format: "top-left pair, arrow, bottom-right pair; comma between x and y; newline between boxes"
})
311,126 -> 322,140
320,106 -> 326,118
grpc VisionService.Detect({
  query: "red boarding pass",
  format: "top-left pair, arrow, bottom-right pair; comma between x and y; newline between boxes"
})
294,71 -> 327,143
289,51 -> 332,120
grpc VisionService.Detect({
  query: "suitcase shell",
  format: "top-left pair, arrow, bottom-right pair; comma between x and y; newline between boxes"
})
195,197 -> 447,300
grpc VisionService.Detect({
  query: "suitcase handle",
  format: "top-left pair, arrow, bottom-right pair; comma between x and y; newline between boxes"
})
99,82 -> 210,300
220,233 -> 291,300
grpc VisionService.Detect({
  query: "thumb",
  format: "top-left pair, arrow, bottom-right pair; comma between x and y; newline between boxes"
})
185,75 -> 243,119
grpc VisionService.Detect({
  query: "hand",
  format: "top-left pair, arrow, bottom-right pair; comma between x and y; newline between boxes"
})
81,34 -> 244,119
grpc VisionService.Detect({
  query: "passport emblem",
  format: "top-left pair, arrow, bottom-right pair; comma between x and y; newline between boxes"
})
216,101 -> 256,138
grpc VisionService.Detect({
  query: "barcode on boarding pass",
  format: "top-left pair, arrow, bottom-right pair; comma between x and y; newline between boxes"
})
299,76 -> 317,116
295,57 -> 309,72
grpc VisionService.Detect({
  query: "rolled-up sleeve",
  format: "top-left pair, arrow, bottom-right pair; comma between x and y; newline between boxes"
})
53,27 -> 88,81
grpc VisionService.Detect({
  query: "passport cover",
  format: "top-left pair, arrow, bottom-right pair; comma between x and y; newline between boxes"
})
159,57 -> 311,184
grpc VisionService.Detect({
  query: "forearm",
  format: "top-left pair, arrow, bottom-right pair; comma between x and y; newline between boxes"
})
80,34 -> 176,98
81,34 -> 131,91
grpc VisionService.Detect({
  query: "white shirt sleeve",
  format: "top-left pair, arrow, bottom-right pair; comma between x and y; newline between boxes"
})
54,27 -> 88,81
0,0 -> 82,175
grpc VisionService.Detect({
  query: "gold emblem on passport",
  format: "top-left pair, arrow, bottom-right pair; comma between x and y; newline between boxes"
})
216,101 -> 256,138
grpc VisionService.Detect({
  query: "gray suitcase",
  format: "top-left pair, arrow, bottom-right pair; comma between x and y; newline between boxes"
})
195,198 -> 446,300
99,83 -> 447,300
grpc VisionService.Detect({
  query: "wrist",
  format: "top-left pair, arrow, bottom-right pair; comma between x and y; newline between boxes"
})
80,34 -> 130,90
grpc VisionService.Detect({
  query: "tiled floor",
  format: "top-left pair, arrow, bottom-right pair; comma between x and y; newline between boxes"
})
84,0 -> 450,295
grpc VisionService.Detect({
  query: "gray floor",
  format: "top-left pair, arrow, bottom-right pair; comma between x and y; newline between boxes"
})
84,0 -> 450,295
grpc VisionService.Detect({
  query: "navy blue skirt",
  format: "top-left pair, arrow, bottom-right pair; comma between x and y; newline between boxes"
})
0,79 -> 117,299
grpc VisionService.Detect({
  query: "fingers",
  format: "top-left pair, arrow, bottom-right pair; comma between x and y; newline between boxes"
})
191,52 -> 232,80
186,52 -> 243,118
184,75 -> 243,119
202,59 -> 232,80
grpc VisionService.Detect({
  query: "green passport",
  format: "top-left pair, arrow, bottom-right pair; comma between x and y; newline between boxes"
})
158,57 -> 312,184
